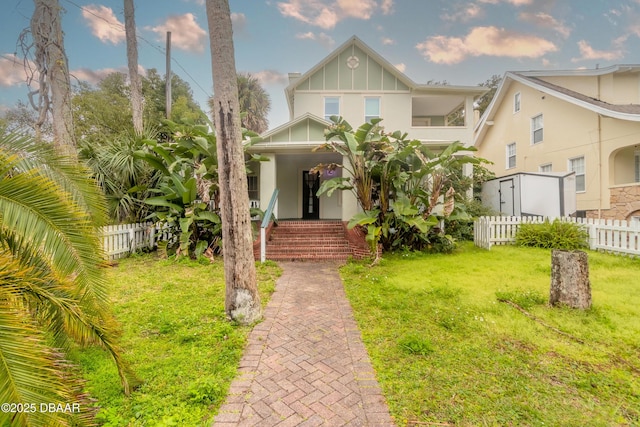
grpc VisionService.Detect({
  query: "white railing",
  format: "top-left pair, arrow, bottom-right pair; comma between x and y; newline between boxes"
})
100,222 -> 159,261
474,216 -> 640,257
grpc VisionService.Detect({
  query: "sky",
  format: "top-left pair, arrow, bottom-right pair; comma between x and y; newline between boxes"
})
1,0 -> 639,129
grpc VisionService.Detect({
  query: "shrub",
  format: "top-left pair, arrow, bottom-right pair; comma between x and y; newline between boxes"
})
515,219 -> 588,250
445,199 -> 496,241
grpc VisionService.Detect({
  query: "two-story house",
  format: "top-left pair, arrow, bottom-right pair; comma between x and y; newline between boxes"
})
247,36 -> 486,222
474,65 -> 640,222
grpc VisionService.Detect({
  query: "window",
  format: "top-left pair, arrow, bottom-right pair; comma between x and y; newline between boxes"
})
531,114 -> 543,144
364,97 -> 380,123
506,143 -> 516,169
539,163 -> 552,173
514,92 -> 521,113
247,175 -> 259,202
635,150 -> 639,183
569,156 -> 585,192
324,97 -> 340,121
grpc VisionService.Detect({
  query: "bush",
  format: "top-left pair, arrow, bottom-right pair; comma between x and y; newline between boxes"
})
445,199 -> 496,241
515,219 -> 588,250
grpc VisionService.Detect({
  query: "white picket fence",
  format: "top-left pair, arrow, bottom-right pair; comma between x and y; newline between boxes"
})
474,216 -> 640,257
100,222 -> 172,261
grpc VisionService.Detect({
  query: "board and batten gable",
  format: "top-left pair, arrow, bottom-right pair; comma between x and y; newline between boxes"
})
287,37 -> 412,131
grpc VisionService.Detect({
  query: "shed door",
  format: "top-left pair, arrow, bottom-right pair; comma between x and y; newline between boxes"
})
499,179 -> 515,216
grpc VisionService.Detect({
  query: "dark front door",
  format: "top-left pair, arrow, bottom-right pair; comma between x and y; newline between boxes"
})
302,171 -> 320,219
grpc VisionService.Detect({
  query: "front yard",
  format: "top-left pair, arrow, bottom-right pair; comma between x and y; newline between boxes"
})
75,244 -> 639,426
341,243 -> 640,426
71,256 -> 280,426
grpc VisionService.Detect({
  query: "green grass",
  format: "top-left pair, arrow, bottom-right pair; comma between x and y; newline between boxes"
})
341,243 -> 640,426
70,254 -> 280,426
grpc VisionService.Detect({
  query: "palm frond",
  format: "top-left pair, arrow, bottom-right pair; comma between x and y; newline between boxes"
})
0,130 -> 138,399
0,258 -> 71,427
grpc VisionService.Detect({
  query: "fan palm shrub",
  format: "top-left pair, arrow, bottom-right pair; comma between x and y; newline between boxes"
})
0,131 -> 136,426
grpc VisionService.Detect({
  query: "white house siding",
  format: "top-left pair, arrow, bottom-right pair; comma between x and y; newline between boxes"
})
275,153 -> 342,219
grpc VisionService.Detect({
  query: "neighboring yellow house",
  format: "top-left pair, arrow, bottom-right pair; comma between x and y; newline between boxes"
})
247,36 -> 486,221
474,65 -> 640,222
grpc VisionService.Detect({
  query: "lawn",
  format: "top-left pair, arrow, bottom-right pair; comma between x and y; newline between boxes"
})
340,243 -> 640,426
70,255 -> 280,426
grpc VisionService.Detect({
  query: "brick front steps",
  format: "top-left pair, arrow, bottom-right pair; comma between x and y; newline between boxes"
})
261,220 -> 353,261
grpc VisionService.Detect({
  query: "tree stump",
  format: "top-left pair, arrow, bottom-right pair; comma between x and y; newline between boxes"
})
550,250 -> 591,309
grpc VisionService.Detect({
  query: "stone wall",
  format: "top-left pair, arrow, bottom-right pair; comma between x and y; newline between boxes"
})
586,184 -> 640,221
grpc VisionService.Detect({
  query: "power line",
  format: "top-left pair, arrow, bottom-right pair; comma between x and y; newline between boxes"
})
60,0 -> 212,101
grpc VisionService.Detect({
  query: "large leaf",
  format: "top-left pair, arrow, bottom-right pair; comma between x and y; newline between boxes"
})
316,177 -> 353,198
145,196 -> 184,212
347,209 -> 380,229
194,211 -> 221,223
134,150 -> 170,176
392,196 -> 419,217
344,131 -> 359,155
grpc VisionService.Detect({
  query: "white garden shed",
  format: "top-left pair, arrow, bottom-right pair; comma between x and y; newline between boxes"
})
482,172 -> 577,217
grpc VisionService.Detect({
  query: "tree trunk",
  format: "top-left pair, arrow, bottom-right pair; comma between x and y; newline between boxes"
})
31,0 -> 75,159
550,250 -> 591,309
124,0 -> 143,135
206,0 -> 261,324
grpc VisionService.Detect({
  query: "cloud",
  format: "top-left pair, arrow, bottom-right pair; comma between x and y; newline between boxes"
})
0,54 -> 30,87
253,69 -> 288,86
478,0 -> 533,5
441,3 -> 484,22
381,0 -> 394,15
394,62 -> 406,73
72,67 -> 124,85
231,12 -> 247,33
336,0 -> 377,19
519,12 -> 571,38
71,65 -> 146,86
571,40 -> 624,62
146,14 -> 207,53
295,31 -> 336,49
82,5 -> 125,44
416,26 -> 557,65
277,0 -> 388,29
381,37 -> 395,45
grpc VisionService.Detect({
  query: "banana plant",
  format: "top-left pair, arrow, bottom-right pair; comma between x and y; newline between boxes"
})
314,117 -> 480,257
135,119 -> 222,258
136,118 -> 266,258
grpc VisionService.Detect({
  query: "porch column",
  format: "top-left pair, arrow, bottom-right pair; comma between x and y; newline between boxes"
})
260,153 -> 278,218
463,162 -> 474,200
341,154 -> 359,221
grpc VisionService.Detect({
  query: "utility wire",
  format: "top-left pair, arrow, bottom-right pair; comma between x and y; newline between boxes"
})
60,0 -> 212,101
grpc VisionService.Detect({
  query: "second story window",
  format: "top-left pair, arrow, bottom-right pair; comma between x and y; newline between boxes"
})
531,114 -> 543,144
324,97 -> 340,121
364,97 -> 380,123
635,150 -> 639,183
506,142 -> 516,169
514,92 -> 521,113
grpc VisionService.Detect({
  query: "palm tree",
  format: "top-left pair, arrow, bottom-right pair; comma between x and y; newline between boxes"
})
0,131 -> 137,426
79,126 -> 162,223
209,73 -> 271,134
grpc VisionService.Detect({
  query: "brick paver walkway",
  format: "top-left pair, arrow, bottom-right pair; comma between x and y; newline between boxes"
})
213,262 -> 395,426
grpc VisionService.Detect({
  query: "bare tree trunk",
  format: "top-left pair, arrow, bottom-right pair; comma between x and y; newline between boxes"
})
550,250 -> 591,309
206,0 -> 261,324
31,0 -> 75,159
124,0 -> 143,135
